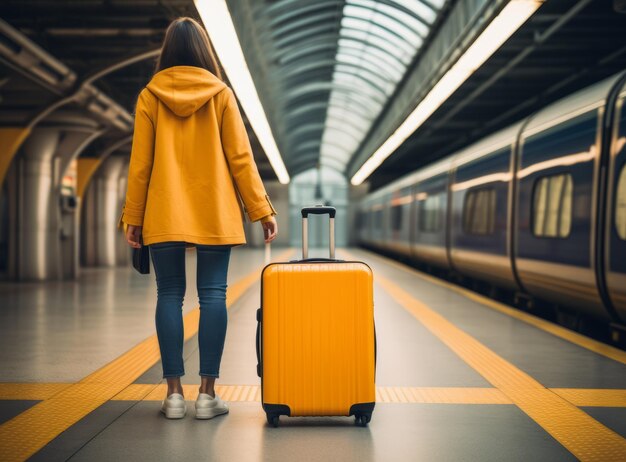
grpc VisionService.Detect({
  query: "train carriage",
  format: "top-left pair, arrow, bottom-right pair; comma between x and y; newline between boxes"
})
358,72 -> 626,330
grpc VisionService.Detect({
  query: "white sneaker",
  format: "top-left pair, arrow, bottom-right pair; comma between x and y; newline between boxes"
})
160,393 -> 186,419
195,393 -> 229,420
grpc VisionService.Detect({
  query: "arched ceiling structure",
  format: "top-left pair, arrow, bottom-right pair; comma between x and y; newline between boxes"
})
7,0 -> 623,189
226,0 -> 446,177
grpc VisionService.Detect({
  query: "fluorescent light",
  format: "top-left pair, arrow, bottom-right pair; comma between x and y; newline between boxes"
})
351,0 -> 543,186
194,0 -> 290,184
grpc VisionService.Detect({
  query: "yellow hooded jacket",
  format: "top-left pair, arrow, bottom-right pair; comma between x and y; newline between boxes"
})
118,65 -> 276,246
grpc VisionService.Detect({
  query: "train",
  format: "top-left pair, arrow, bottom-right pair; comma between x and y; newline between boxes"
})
357,71 -> 626,339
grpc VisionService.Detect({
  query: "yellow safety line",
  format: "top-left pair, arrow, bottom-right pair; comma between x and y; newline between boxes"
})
359,262 -> 626,461
0,384 -> 73,401
350,249 -> 626,366
552,389 -> 626,408
0,249 -> 294,462
4,382 -> 626,408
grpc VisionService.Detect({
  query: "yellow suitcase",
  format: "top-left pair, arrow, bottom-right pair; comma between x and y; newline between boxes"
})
256,206 -> 376,427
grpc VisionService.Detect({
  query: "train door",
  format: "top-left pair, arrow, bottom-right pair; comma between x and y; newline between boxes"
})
450,145 -> 517,290
411,174 -> 450,270
606,83 -> 626,324
388,186 -> 412,256
515,104 -> 605,318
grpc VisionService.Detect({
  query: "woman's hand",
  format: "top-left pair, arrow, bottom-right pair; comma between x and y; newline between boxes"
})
261,216 -> 278,243
126,225 -> 142,248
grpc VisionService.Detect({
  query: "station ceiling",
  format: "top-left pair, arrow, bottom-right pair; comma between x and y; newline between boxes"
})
2,1 -> 626,190
226,0 -> 447,176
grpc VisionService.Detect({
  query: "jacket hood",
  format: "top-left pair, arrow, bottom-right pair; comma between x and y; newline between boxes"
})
146,66 -> 226,117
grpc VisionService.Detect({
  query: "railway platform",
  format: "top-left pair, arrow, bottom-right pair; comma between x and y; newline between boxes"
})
0,247 -> 624,461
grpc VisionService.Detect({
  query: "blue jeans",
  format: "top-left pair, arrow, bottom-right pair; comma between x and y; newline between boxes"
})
149,241 -> 231,378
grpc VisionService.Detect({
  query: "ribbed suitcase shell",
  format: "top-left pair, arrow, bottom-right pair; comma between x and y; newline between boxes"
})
259,260 -> 375,417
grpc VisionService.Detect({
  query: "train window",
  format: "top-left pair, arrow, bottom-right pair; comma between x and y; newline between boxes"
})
419,194 -> 442,232
616,166 -> 626,240
463,188 -> 496,235
373,209 -> 383,230
356,212 -> 363,229
532,174 -> 573,238
391,205 -> 403,231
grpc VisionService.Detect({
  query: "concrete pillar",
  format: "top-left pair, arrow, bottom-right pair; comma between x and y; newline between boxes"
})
8,112 -> 102,281
93,155 -> 126,266
16,128 -> 61,280
77,158 -> 103,268
55,130 -> 101,279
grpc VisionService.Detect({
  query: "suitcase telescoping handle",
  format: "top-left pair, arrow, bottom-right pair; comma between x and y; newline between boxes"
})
301,205 -> 336,260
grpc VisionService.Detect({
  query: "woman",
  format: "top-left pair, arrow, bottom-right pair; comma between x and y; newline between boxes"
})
118,17 -> 278,420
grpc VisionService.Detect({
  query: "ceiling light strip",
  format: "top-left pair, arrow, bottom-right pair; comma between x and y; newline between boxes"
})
195,0 -> 290,184
351,0 -> 544,186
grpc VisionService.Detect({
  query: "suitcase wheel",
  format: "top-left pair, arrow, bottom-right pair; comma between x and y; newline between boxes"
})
354,414 -> 371,427
267,414 -> 279,427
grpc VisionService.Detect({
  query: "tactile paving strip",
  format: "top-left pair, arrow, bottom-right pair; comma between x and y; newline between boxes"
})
0,383 -> 72,400
4,383 -> 625,407
552,389 -> 626,408
111,384 -> 512,404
